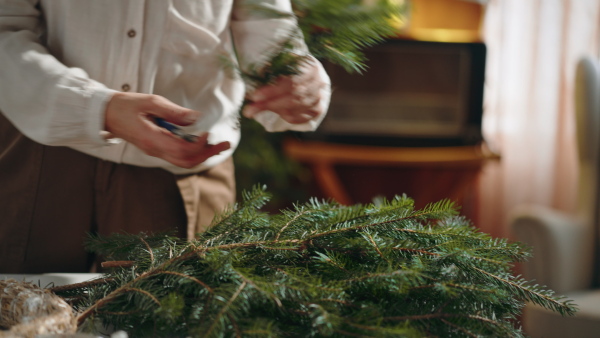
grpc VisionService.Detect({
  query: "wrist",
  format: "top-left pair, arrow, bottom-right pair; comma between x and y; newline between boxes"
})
89,87 -> 119,145
104,92 -> 125,133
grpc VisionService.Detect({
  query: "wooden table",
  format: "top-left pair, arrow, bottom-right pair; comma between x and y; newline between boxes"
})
283,138 -> 500,225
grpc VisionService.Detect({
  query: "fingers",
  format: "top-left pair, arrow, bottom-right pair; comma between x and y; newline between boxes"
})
136,125 -> 231,168
138,117 -> 231,167
140,95 -> 201,126
247,60 -> 320,103
247,77 -> 294,104
104,92 -> 229,169
161,140 -> 231,169
244,59 -> 326,124
244,94 -> 320,124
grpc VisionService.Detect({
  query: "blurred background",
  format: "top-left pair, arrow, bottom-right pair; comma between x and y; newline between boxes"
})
234,0 -> 599,239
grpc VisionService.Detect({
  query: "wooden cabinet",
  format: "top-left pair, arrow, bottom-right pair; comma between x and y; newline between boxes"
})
283,138 -> 499,226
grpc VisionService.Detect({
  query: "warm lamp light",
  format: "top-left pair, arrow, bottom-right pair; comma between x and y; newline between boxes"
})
399,0 -> 485,42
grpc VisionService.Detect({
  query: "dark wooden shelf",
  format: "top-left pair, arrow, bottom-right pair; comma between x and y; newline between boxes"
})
283,138 -> 500,226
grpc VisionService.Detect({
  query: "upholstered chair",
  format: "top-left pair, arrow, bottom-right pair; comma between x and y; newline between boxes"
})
510,55 -> 600,338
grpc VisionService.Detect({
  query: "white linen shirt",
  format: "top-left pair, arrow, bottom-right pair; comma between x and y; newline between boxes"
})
0,0 -> 330,174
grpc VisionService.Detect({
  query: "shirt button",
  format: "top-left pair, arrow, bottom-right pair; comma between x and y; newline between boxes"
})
127,29 -> 136,38
121,84 -> 131,92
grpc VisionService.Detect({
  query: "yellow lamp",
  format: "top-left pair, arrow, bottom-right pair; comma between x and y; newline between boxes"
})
398,0 -> 486,42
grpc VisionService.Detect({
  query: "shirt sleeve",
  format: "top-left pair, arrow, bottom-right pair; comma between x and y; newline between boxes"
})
230,0 -> 331,132
0,0 -> 117,147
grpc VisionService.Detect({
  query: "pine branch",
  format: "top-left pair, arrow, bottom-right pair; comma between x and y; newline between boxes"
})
60,187 -> 576,337
464,265 -> 577,317
227,0 -> 407,90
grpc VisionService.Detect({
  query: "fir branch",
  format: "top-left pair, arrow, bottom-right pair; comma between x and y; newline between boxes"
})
466,254 -> 512,267
410,283 -> 497,295
233,268 -> 283,308
314,251 -> 351,273
229,0 -> 407,90
274,268 -> 343,293
67,188 -> 577,336
226,313 -> 242,338
204,281 -> 247,338
121,287 -> 160,305
343,269 -> 425,284
77,247 -> 212,325
306,204 -> 456,240
77,287 -> 129,326
465,265 -> 576,316
206,185 -> 270,232
384,313 -> 501,326
440,318 -> 479,338
361,231 -> 388,262
152,271 -> 213,293
392,247 -> 440,256
275,208 -> 319,240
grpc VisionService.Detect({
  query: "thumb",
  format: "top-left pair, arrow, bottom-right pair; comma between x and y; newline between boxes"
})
145,95 -> 201,126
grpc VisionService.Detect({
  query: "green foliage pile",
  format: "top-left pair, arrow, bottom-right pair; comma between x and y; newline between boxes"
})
60,187 -> 575,337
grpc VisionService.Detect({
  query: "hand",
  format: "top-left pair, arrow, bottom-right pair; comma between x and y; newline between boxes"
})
104,92 -> 230,169
243,58 -> 327,124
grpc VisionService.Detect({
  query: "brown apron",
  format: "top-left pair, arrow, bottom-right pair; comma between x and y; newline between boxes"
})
0,113 -> 235,273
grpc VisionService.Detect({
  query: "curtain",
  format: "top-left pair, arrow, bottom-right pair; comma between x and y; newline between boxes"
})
477,0 -> 600,238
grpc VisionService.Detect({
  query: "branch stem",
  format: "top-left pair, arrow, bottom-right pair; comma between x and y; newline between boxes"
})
204,281 -> 247,337
49,277 -> 114,293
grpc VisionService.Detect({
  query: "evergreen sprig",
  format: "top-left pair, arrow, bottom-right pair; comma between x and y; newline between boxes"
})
292,0 -> 407,73
59,186 -> 576,337
227,0 -> 407,89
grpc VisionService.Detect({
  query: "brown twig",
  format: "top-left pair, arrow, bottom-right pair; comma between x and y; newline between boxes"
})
99,310 -> 142,316
77,292 -> 121,325
140,237 -> 154,265
101,261 -> 135,269
48,277 -> 114,293
121,287 -> 160,305
227,313 -> 242,338
260,245 -> 302,251
364,233 -> 387,262
275,209 -> 314,240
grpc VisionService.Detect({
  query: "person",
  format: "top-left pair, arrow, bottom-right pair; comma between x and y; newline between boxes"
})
0,0 -> 330,273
